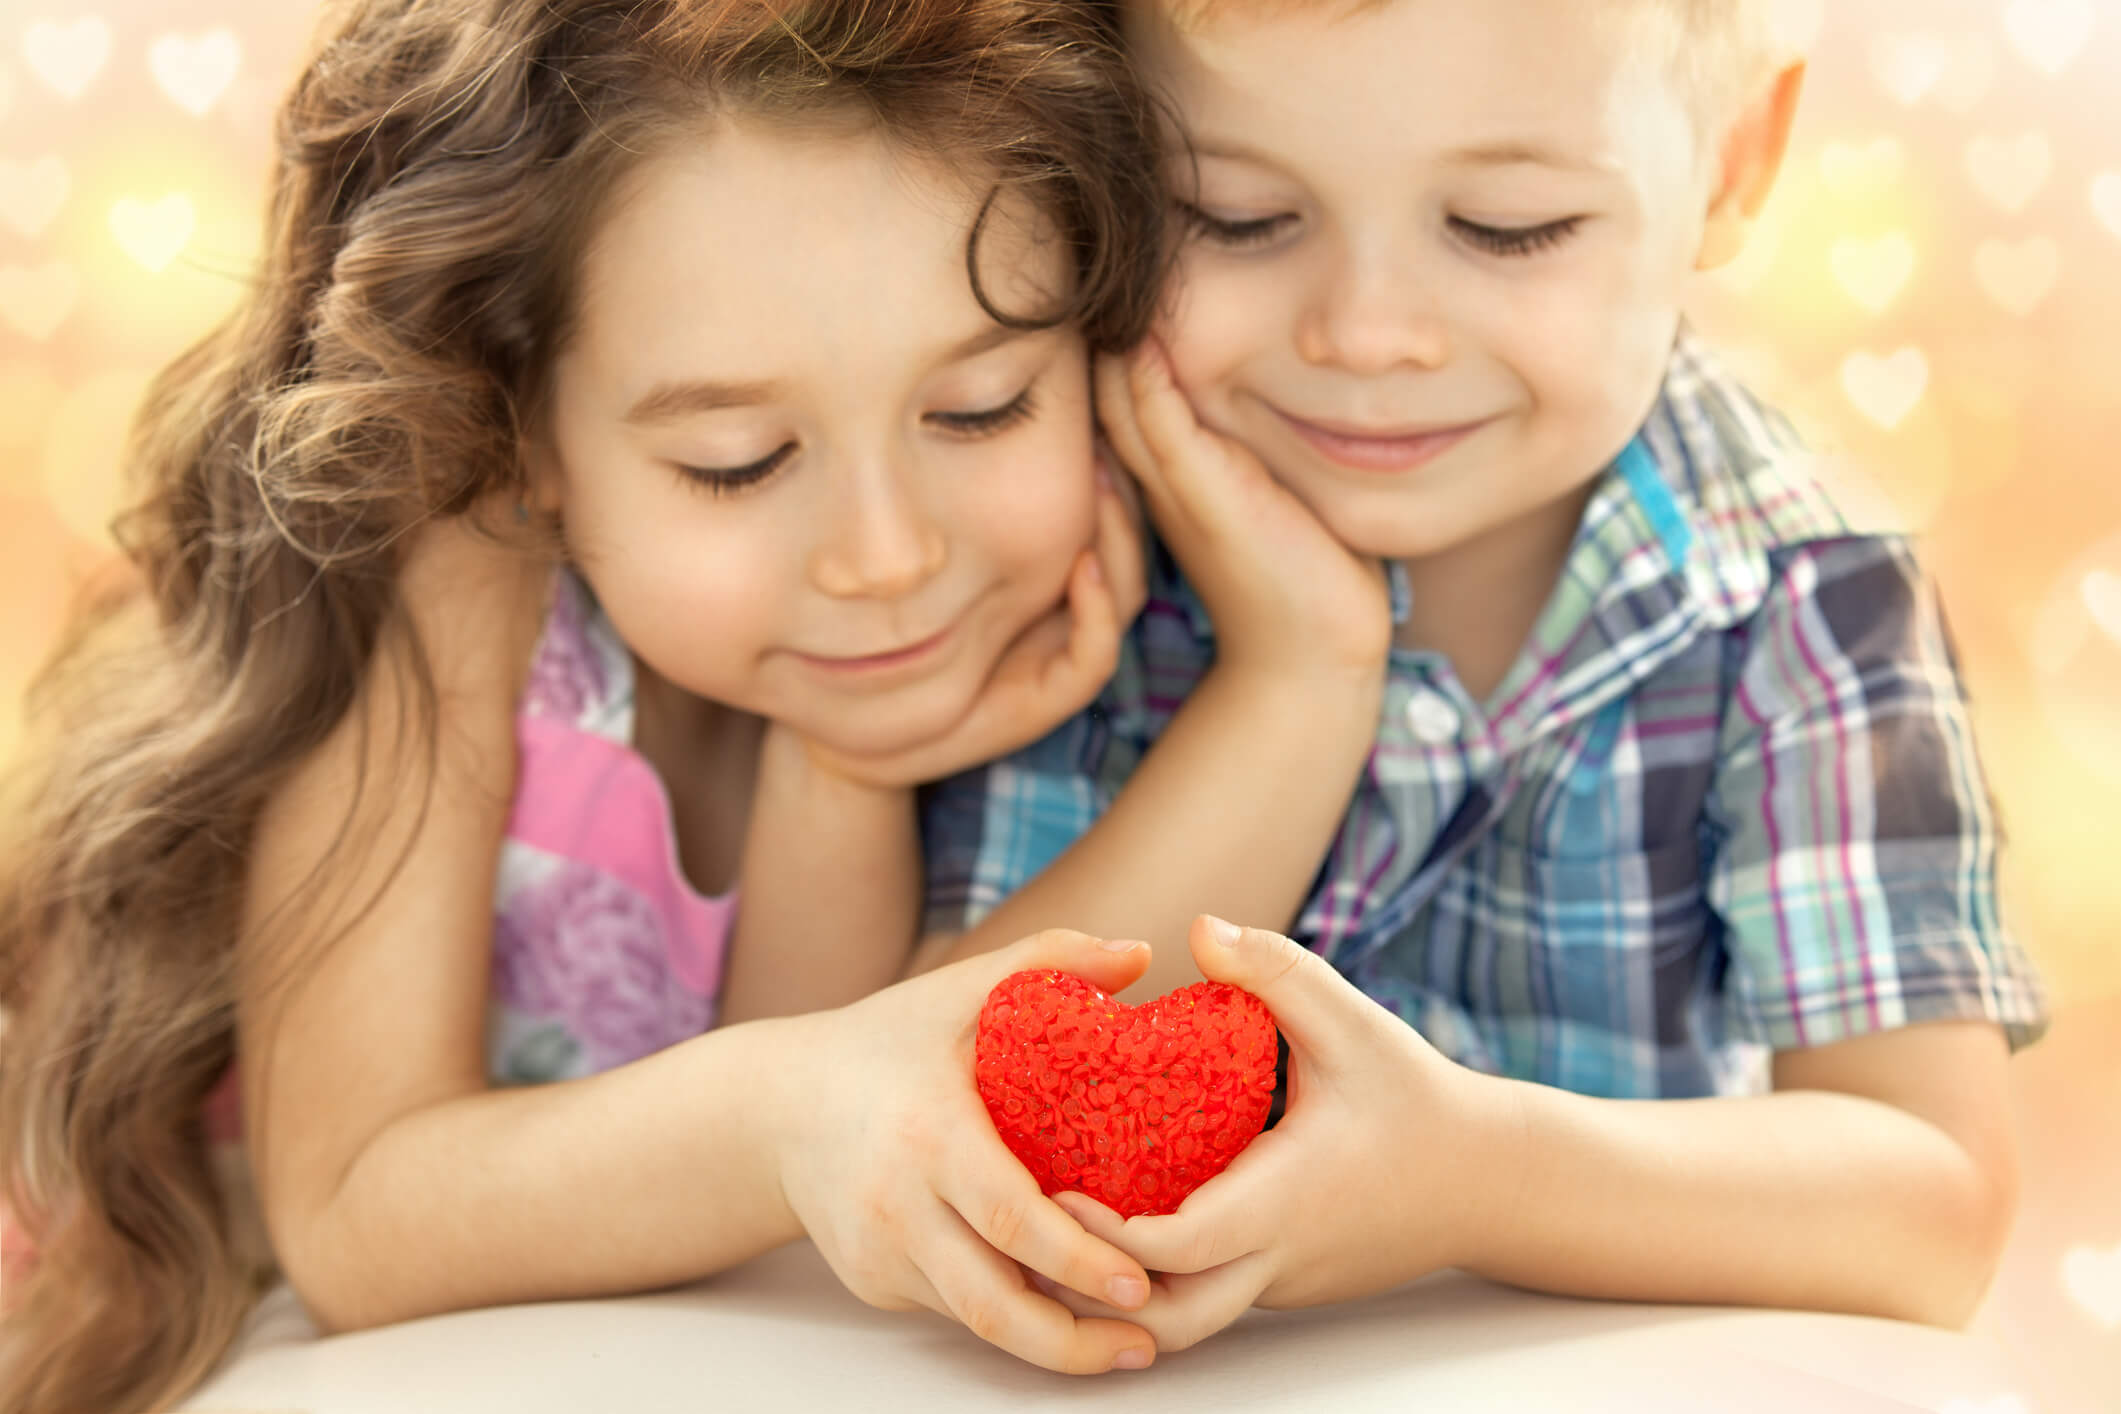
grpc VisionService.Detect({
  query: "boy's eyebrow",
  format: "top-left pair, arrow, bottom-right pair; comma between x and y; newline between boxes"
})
623,325 -> 1028,424
1439,139 -> 1610,175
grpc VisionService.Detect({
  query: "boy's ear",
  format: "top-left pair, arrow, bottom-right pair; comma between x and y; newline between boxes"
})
1696,59 -> 1806,272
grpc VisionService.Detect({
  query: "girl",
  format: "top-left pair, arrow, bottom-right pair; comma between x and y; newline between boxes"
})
0,2 -> 1178,1408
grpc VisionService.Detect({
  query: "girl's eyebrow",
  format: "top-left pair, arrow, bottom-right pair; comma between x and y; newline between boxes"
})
625,325 -> 1033,425
626,377 -> 784,425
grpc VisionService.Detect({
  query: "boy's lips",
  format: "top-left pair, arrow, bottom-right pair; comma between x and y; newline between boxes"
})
1275,407 -> 1490,473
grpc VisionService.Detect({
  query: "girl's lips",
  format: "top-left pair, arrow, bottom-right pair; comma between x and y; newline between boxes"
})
1276,408 -> 1488,472
795,619 -> 958,676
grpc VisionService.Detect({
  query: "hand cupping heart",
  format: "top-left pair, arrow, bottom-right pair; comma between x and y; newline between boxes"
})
974,969 -> 1278,1218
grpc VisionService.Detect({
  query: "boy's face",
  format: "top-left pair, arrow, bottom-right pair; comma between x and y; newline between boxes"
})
1133,0 -> 1728,564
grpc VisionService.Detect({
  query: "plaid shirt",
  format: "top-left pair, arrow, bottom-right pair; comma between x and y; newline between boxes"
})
922,334 -> 2049,1098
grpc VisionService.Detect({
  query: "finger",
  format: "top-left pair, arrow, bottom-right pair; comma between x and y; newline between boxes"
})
1091,461 -> 1149,625
921,1213 -> 1156,1373
1123,337 -> 1216,495
959,927 -> 1153,1000
946,1156 -> 1152,1317
1053,1177 -> 1264,1279
1049,550 -> 1121,693
1031,1255 -> 1274,1353
1094,353 -> 1156,493
1187,915 -> 1392,1056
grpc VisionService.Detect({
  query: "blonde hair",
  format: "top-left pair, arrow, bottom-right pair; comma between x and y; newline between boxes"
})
0,3 -> 1165,1411
1156,0 -> 1785,130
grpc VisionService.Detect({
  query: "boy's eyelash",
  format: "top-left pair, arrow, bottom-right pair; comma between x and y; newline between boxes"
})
1176,201 -> 1295,248
1450,215 -> 1584,257
677,443 -> 793,496
928,385 -> 1038,436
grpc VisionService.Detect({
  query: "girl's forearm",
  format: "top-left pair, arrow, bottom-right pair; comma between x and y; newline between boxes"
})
286,1016 -> 806,1332
721,728 -> 920,1024
917,663 -> 1378,1001
1447,1074 -> 2014,1327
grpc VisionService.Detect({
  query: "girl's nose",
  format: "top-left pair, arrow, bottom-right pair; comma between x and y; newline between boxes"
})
1294,252 -> 1452,375
809,461 -> 948,600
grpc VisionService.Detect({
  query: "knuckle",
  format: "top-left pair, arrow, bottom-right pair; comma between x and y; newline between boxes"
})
955,1290 -> 1010,1348
983,1198 -> 1028,1253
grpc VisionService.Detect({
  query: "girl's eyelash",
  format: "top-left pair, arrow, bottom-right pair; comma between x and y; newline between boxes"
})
929,385 -> 1038,436
1175,201 -> 1295,248
676,442 -> 793,496
1451,215 -> 1584,257
675,386 -> 1036,494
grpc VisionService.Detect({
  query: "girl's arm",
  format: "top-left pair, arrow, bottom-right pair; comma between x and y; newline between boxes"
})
716,725 -> 921,1025
240,520 -> 1160,1375
237,522 -> 799,1328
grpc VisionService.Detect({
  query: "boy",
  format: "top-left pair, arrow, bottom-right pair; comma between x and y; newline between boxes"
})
916,0 -> 2047,1345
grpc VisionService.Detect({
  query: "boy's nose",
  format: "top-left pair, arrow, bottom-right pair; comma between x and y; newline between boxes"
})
809,464 -> 948,600
1296,259 -> 1452,375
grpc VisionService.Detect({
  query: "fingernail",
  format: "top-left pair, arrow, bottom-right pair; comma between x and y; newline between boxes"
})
1206,916 -> 1242,947
1098,937 -> 1145,952
1107,1275 -> 1148,1309
1113,1346 -> 1154,1371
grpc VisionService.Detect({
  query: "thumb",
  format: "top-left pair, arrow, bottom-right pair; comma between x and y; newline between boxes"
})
979,927 -> 1153,999
1185,914 -> 1369,1054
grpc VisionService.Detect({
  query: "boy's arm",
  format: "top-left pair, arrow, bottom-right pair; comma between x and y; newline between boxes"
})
914,345 -> 1392,1001
1046,926 -> 2019,1353
718,725 -> 920,1024
913,661 -> 1378,1001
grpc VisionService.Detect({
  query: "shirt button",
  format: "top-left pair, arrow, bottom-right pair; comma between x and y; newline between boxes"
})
1404,687 -> 1461,746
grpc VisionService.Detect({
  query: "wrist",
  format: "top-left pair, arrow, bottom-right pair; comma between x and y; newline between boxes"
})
1430,1065 -> 1538,1274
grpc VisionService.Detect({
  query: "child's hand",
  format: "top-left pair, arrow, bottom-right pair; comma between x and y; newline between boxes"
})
1029,917 -> 1505,1353
770,929 -> 1164,1374
800,466 -> 1146,790
1096,340 -> 1391,683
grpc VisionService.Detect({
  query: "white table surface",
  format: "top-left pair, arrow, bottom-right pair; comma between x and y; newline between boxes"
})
182,1240 -> 2044,1413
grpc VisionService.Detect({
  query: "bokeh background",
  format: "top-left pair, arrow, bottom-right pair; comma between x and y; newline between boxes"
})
0,0 -> 2113,1407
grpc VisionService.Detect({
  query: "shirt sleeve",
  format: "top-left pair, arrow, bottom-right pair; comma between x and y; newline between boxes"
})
916,716 -> 1111,938
1704,535 -> 2049,1052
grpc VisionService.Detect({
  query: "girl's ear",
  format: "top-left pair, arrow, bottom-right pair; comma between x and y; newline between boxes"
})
1696,59 -> 1806,272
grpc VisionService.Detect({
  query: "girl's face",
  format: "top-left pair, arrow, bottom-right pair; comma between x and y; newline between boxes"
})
537,115 -> 1098,758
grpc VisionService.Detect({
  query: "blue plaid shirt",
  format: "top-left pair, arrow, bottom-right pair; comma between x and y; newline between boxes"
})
921,334 -> 2049,1098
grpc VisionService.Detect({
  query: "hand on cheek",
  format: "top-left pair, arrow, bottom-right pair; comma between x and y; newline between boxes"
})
1094,344 -> 1389,682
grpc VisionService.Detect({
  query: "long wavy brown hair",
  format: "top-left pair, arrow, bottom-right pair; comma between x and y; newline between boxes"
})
0,2 -> 1164,1409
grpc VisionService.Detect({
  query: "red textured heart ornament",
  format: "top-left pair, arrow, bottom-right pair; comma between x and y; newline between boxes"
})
974,969 -> 1278,1218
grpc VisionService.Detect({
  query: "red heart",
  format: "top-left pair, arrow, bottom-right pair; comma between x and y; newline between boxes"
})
974,969 -> 1278,1218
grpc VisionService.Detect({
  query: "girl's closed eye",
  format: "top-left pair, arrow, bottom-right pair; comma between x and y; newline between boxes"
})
927,382 -> 1039,437
1449,214 -> 1584,258
676,442 -> 794,496
1175,200 -> 1297,249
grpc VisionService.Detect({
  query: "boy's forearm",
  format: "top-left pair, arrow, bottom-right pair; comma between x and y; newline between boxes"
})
920,663 -> 1378,1001
721,731 -> 920,1024
1443,1072 -> 2014,1327
288,1016 -> 806,1331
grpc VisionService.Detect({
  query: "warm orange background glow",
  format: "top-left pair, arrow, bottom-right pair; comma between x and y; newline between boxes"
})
0,2 -> 2116,1404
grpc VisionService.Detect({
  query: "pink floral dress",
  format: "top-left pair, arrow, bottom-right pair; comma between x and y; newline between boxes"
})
487,570 -> 732,1082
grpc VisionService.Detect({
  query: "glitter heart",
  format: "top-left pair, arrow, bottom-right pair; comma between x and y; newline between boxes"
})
1840,348 -> 1928,431
108,193 -> 196,273
0,156 -> 69,240
1830,232 -> 1916,313
975,970 -> 1277,1218
1974,237 -> 2059,317
0,261 -> 79,341
148,28 -> 242,118
1965,132 -> 2053,215
22,16 -> 111,100
2003,0 -> 2094,76
1872,32 -> 1950,107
